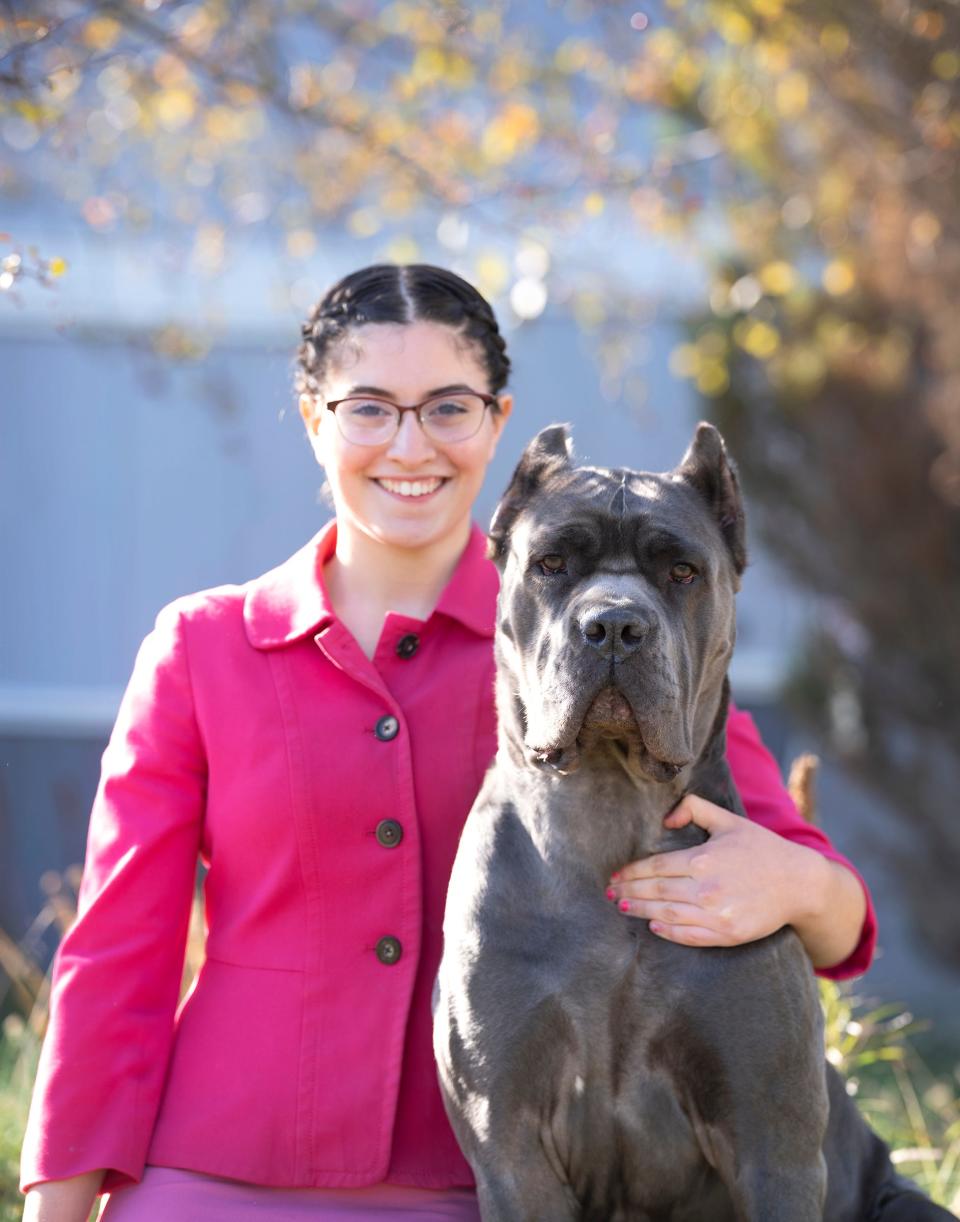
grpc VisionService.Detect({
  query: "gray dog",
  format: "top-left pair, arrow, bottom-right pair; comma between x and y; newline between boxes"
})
434,424 -> 952,1221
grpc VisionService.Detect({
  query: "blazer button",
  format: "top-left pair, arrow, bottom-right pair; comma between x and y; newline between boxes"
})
374,715 -> 399,741
375,818 -> 403,848
396,633 -> 420,659
376,935 -> 402,965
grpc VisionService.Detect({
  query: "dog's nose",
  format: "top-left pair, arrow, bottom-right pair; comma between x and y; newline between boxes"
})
578,607 -> 652,658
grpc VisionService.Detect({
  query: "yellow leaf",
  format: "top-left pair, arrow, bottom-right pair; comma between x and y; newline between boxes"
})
347,208 -> 381,238
672,54 -> 703,94
735,320 -> 780,359
153,87 -> 196,132
385,235 -> 419,264
931,50 -> 960,81
755,40 -> 791,73
776,72 -> 808,117
820,24 -> 849,58
584,192 -> 605,216
909,212 -> 941,246
759,261 -> 795,295
822,260 -> 856,296
481,103 -> 540,164
82,16 -> 121,52
153,53 -> 190,89
475,252 -> 510,297
716,10 -> 753,46
204,105 -> 248,142
411,46 -> 446,87
696,361 -> 730,396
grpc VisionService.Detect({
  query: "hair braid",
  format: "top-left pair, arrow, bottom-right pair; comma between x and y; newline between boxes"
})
295,264 -> 511,399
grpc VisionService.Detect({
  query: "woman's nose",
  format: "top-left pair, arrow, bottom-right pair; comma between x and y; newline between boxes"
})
387,410 -> 437,464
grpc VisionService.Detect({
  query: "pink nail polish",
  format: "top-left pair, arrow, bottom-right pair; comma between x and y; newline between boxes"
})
619,899 -> 631,913
610,871 -> 621,881
605,887 -> 616,901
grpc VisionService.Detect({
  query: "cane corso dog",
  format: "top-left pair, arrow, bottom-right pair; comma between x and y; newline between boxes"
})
434,424 -> 952,1221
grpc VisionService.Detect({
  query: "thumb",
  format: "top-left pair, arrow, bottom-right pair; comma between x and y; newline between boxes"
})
663,793 -> 738,832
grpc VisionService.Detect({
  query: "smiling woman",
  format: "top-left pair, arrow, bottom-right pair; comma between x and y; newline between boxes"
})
19,264 -> 884,1222
299,317 -> 512,654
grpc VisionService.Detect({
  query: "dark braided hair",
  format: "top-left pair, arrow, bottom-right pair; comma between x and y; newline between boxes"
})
296,264 -> 511,400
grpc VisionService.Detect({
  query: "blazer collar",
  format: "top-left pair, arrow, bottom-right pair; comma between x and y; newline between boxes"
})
243,521 -> 497,650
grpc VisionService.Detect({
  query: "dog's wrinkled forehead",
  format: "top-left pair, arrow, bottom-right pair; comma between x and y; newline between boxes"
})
507,465 -> 728,561
488,422 -> 747,580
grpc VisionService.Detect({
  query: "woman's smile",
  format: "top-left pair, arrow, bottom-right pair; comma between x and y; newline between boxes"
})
374,475 -> 449,500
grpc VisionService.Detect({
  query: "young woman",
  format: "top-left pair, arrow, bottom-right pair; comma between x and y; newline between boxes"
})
20,264 -> 875,1222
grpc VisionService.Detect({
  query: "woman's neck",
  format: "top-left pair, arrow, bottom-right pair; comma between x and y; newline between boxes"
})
324,518 -> 472,658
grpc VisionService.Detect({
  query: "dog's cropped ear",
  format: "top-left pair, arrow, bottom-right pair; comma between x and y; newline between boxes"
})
488,424 -> 573,563
675,422 -> 747,576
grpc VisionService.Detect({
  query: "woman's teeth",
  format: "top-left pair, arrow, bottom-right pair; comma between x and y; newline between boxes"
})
377,477 -> 444,498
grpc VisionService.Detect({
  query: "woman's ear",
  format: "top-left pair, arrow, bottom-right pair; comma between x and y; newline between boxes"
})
494,393 -> 514,434
299,392 -> 321,437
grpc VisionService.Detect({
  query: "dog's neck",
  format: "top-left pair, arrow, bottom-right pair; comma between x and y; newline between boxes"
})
493,675 -> 737,881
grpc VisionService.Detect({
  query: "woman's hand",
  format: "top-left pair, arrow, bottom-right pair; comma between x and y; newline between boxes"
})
606,794 -> 866,968
22,1170 -> 103,1222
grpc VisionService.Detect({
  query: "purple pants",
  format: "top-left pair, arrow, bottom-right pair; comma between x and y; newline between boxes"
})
98,1167 -> 482,1220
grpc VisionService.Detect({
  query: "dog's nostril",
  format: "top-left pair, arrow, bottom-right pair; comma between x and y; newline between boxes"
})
583,620 -> 606,643
621,625 -> 643,644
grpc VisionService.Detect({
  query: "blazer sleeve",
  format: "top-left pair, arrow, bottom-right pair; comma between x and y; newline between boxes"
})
726,701 -> 877,981
20,600 -> 207,1193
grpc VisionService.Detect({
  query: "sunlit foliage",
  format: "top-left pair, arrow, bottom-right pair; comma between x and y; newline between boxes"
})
3,1 -> 960,958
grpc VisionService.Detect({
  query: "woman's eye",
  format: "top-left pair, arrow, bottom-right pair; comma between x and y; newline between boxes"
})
670,562 -> 698,584
426,398 -> 468,418
348,400 -> 392,419
538,554 -> 567,575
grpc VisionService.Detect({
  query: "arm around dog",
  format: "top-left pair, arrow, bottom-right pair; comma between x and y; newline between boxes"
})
608,704 -> 877,977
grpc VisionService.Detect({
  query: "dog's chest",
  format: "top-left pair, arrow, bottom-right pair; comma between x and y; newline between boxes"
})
463,900 -> 737,1220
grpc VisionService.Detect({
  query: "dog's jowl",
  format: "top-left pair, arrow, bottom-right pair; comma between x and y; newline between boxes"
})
434,424 -> 952,1222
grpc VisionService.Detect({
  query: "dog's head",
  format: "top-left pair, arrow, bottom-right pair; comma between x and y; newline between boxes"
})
488,422 -> 746,781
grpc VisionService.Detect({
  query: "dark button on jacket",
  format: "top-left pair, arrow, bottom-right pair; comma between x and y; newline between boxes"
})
375,819 -> 403,848
374,714 -> 399,741
395,633 -> 420,659
376,935 -> 402,965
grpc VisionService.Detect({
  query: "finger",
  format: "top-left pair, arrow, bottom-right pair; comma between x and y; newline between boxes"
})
611,876 -> 698,906
648,920 -> 735,947
664,793 -> 738,833
613,847 -> 703,883
617,898 -> 706,926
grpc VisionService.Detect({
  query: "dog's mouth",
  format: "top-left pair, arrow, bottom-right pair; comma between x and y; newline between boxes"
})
581,685 -> 637,736
532,684 -> 688,783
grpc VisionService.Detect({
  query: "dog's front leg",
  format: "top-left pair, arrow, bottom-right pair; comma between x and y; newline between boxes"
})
471,1151 -> 581,1222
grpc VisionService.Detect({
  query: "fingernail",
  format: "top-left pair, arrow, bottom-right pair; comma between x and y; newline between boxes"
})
605,887 -> 616,901
618,899 -> 631,914
610,871 -> 621,881
650,921 -> 662,934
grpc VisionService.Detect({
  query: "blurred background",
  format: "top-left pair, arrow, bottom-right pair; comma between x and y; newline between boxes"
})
1,0 -> 959,1210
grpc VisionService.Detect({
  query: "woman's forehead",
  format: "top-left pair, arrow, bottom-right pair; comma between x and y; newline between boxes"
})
324,320 -> 487,392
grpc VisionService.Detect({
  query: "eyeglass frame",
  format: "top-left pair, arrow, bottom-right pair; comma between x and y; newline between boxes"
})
324,389 -> 501,445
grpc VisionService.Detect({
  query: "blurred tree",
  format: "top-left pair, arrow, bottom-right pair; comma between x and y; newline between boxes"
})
663,0 -> 960,964
2,0 -> 958,961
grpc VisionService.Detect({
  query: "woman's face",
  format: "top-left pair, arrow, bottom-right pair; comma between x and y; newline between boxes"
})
300,320 -> 512,555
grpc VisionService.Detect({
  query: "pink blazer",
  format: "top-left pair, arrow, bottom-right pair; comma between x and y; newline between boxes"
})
20,523 -> 876,1194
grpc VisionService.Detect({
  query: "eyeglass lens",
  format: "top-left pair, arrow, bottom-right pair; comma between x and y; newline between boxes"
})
334,394 -> 488,445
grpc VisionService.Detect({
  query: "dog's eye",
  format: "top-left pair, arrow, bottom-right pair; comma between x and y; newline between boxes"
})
538,554 -> 567,575
670,562 -> 698,584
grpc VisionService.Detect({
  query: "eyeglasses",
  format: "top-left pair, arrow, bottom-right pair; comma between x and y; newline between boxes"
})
325,390 -> 498,447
